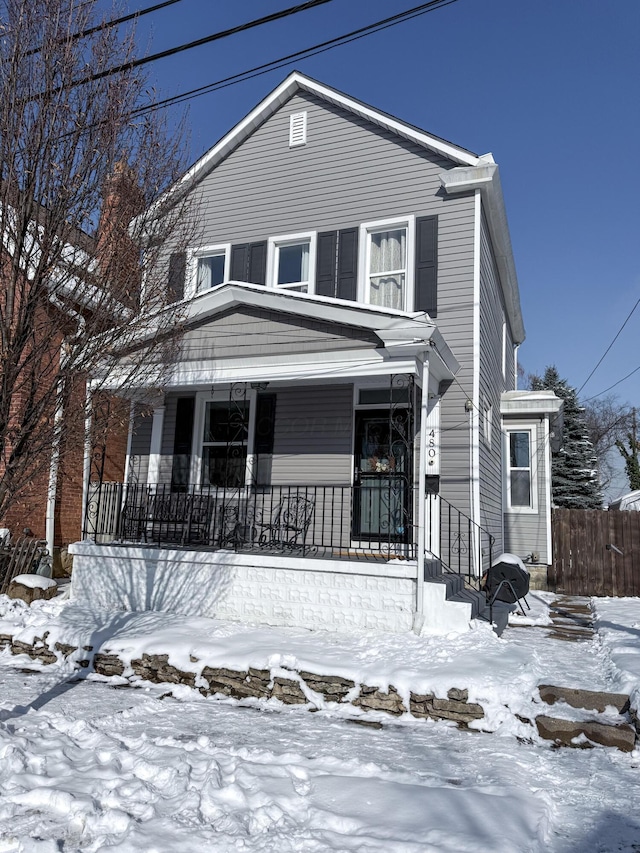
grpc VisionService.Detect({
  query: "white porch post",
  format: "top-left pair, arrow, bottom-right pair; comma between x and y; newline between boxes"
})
123,401 -> 136,488
81,384 -> 93,538
414,353 -> 430,633
147,401 -> 166,486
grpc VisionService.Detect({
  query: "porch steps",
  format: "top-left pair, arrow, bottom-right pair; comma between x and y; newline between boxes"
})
423,558 -> 511,636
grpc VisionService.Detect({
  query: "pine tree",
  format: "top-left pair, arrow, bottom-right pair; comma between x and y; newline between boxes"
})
530,367 -> 602,509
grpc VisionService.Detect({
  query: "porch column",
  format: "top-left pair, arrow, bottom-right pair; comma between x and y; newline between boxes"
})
147,401 -> 166,486
81,384 -> 93,538
123,401 -> 136,488
414,353 -> 430,633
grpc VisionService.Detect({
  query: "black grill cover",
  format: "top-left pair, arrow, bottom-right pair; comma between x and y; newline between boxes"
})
484,556 -> 530,603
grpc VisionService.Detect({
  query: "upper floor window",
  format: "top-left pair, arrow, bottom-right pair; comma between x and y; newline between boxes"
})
191,244 -> 230,296
267,232 -> 316,293
360,218 -> 414,311
505,427 -> 537,512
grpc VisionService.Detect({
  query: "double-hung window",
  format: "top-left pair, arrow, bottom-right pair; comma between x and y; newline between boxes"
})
360,218 -> 414,311
505,427 -> 536,511
200,400 -> 250,488
191,245 -> 230,296
268,233 -> 316,293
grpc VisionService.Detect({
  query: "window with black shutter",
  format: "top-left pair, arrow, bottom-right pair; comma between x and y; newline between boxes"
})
171,396 -> 195,491
314,228 -> 358,300
229,241 -> 267,285
414,215 -> 438,317
167,252 -> 186,303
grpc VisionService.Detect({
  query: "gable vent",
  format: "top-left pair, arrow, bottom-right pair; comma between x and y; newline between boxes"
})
289,111 -> 307,147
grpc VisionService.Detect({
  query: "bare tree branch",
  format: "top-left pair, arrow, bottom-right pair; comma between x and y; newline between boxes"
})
0,0 -> 196,524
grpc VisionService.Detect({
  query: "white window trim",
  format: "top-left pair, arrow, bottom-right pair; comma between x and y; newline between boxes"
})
503,423 -> 538,514
358,216 -> 415,312
267,231 -> 317,294
185,243 -> 231,299
190,389 -> 256,489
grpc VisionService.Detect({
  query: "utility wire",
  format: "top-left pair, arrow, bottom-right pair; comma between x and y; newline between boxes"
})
583,364 -> 640,402
129,0 -> 459,118
25,0 -> 184,56
577,295 -> 640,395
44,0 -> 336,94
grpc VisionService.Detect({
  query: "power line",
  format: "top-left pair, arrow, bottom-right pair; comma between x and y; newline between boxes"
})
129,0 -> 459,119
577,295 -> 640,395
583,364 -> 640,402
48,0 -> 337,93
25,0 -> 184,56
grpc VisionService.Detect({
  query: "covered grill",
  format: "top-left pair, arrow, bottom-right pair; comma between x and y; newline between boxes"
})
483,553 -> 530,604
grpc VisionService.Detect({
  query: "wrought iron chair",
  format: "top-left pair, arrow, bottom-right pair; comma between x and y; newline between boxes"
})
257,494 -> 315,553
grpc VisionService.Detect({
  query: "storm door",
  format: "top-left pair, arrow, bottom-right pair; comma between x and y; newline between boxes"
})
353,409 -> 411,543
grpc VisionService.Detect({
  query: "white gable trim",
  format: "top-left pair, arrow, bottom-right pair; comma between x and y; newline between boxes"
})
136,72 -> 481,228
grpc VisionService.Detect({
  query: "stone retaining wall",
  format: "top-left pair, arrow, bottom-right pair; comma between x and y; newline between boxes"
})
0,633 -> 485,726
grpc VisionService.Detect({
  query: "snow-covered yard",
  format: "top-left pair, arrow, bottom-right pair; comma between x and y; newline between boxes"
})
0,592 -> 639,851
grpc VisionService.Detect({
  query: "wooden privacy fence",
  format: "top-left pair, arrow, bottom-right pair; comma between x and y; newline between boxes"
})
552,508 -> 640,597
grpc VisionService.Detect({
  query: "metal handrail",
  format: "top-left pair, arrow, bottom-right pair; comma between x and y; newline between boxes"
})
425,491 -> 495,584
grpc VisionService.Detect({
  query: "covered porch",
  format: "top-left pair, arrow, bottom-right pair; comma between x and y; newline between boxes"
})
75,283 -> 489,633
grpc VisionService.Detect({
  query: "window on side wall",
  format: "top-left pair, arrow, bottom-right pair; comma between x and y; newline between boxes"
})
505,427 -> 536,511
360,218 -> 413,311
268,233 -> 316,293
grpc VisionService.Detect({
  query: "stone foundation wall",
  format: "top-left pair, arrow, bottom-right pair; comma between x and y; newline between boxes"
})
0,633 -> 486,726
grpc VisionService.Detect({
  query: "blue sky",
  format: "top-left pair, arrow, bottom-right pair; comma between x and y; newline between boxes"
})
126,0 -> 638,491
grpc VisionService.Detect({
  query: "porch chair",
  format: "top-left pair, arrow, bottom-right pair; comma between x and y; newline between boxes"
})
257,493 -> 315,553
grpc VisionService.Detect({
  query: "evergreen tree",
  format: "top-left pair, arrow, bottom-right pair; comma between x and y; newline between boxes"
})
530,367 -> 602,509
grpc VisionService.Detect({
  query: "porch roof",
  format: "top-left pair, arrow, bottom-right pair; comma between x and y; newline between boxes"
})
96,281 -> 459,392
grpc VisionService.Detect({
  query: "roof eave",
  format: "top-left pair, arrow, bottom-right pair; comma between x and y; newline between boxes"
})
440,158 -> 526,345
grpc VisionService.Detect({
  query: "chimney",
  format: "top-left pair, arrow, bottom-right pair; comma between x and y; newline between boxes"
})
96,160 -> 144,309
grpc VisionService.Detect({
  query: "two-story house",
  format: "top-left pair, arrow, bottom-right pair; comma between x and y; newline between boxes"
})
71,72 -> 561,634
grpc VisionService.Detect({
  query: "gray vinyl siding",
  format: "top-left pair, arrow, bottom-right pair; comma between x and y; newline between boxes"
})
271,385 -> 353,485
192,92 -> 459,240
432,195 -> 476,517
128,407 -> 152,485
169,91 -> 482,521
478,209 -> 508,554
159,385 -> 353,487
503,418 -> 550,564
181,308 -> 379,362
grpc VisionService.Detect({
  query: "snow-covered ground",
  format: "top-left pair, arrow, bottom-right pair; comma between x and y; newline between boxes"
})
0,592 -> 639,851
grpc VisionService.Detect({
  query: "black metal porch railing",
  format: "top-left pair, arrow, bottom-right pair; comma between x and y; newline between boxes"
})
425,491 -> 494,584
84,482 -> 419,562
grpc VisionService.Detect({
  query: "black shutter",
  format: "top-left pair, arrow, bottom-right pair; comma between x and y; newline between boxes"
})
171,396 -> 195,492
415,215 -> 438,316
230,244 -> 249,281
167,252 -> 186,302
316,231 -> 337,297
248,241 -> 267,285
255,393 -> 276,454
337,228 -> 358,301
